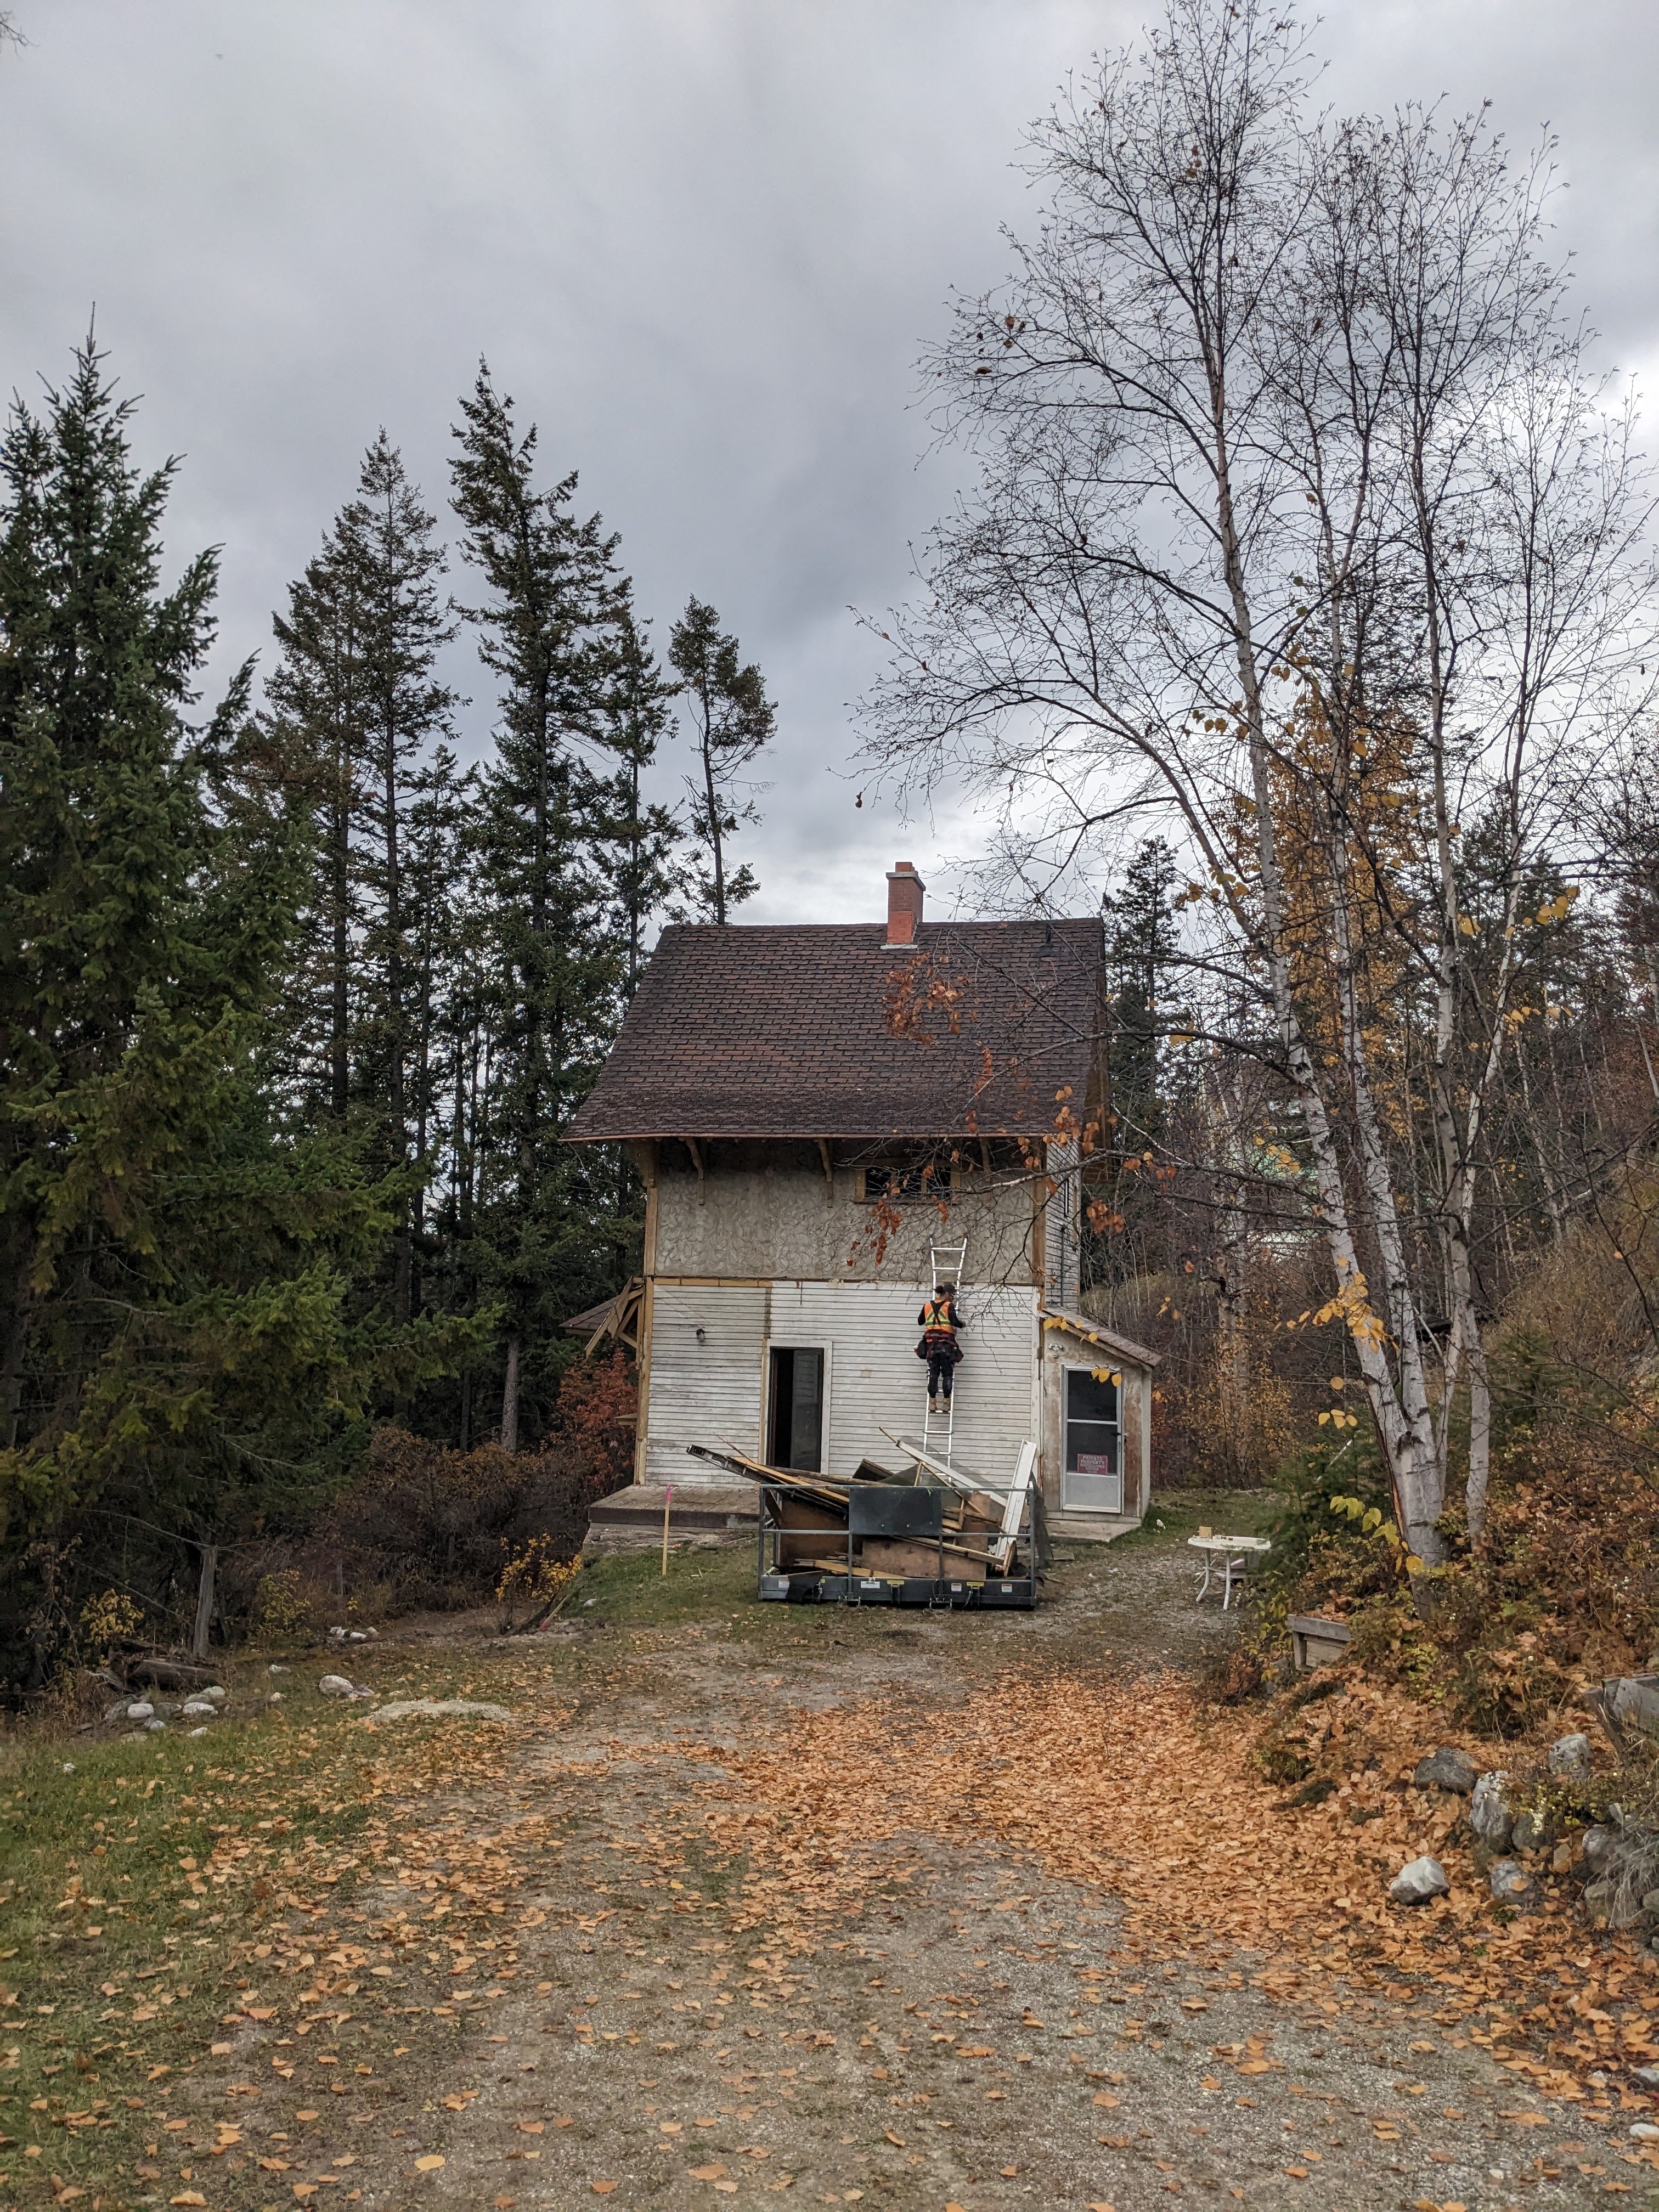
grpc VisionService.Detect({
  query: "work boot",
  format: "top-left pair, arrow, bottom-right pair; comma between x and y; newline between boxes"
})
927,1395 -> 938,1415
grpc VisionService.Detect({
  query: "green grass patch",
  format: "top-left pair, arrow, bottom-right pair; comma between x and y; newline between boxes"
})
571,1542 -> 764,1629
1110,1486 -> 1275,1549
0,1667 -> 454,2203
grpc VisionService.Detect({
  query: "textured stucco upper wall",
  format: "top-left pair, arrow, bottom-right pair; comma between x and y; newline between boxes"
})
651,1140 -> 1045,1287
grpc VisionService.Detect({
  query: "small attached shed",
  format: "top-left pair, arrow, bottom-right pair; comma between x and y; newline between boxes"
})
1037,1307 -> 1157,1534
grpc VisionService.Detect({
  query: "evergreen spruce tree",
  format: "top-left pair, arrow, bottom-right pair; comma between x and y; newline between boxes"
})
0,341 -> 472,1686
266,434 -> 459,1324
1083,836 -> 1182,1298
450,363 -> 633,1447
668,597 -> 775,924
403,742 -> 476,1323
266,506 -> 366,1118
1104,836 -> 1180,1142
599,602 -> 682,996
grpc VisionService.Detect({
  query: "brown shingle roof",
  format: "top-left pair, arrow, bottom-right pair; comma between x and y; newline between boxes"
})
566,918 -> 1106,1141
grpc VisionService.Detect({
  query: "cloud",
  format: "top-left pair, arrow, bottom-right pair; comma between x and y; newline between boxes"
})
3,0 -> 1655,922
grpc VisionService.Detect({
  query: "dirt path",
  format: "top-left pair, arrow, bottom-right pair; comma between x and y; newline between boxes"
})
101,1523 -> 1658,2212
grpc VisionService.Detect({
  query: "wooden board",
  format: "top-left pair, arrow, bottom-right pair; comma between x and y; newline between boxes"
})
856,1533 -> 989,1576
851,1537 -> 949,1578
771,1498 -> 852,1571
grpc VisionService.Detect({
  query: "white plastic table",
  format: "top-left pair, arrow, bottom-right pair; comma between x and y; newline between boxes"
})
1188,1533 -> 1271,1608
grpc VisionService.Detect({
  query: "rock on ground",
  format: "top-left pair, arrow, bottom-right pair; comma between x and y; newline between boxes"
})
1512,1807 -> 1559,1851
1487,1857 -> 1538,1906
1412,1745 -> 1477,1793
1470,1769 -> 1514,1849
1548,1731 -> 1594,1787
1389,1854 -> 1449,1903
1582,1824 -> 1619,1872
368,1697 -> 514,1723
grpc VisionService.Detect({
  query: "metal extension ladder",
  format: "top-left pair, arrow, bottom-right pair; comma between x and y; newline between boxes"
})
922,1236 -> 968,1468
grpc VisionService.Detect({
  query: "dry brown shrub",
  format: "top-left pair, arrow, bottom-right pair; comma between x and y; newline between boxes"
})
323,1427 -> 607,1612
1166,1361 -> 1296,1488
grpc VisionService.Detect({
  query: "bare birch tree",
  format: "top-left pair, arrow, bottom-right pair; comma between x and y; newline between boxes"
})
858,0 -> 1656,1559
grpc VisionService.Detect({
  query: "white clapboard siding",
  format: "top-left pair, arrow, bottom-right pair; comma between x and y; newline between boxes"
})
769,1279 -> 1037,1487
645,1283 -> 769,1485
1045,1137 -> 1080,1308
950,1285 -> 1041,1483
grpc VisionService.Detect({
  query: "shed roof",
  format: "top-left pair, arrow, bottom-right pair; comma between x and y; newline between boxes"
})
1040,1305 -> 1162,1371
566,918 -> 1105,1142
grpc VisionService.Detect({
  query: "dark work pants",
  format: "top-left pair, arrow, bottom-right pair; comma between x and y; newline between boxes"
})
927,1350 -> 956,1400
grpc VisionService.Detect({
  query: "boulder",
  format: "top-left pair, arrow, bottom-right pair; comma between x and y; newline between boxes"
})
1488,1858 -> 1538,1906
1389,1855 -> 1449,1905
1632,2064 -> 1659,2090
1470,1770 -> 1515,1852
368,1698 -> 514,1724
125,1700 -> 155,1723
1582,1876 -> 1645,1931
122,1656 -> 212,1691
1513,1808 -> 1560,1852
1610,1675 -> 1659,1737
180,1699 -> 216,1719
1630,2124 -> 1659,2144
201,1685 -> 227,1703
318,1674 -> 356,1697
1582,1824 -> 1619,1873
1413,1747 -> 1478,1795
1548,1733 -> 1594,1788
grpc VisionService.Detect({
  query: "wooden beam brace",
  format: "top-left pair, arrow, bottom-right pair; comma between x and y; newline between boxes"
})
685,1135 -> 707,1205
816,1138 -> 834,1200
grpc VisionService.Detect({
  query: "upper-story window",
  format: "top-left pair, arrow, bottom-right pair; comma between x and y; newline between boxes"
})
857,1159 -> 956,1204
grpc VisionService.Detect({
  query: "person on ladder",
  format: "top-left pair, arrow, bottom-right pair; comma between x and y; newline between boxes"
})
917,1280 -> 964,1414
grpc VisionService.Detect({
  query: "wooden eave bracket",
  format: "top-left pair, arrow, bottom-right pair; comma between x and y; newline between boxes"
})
816,1138 -> 834,1199
685,1135 -> 707,1205
584,1276 -> 645,1358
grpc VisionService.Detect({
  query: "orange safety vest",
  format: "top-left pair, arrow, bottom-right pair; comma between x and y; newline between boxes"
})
920,1297 -> 957,1338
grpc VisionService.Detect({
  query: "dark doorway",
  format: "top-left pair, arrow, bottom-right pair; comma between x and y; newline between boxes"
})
768,1346 -> 825,1472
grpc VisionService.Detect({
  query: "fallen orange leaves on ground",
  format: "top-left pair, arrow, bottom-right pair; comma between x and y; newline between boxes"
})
702,1668 -> 1658,2112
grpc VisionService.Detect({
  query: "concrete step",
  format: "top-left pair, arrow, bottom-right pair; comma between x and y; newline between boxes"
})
584,1481 -> 758,1556
1045,1514 -> 1141,1545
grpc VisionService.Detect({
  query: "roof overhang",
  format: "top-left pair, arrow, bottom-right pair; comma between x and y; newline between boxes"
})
562,1127 -> 1058,1145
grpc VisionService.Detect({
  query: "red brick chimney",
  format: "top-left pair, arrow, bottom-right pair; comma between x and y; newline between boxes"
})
885,860 -> 926,947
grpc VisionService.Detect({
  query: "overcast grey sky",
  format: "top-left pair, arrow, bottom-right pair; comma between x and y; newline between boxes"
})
4,1 -> 1658,923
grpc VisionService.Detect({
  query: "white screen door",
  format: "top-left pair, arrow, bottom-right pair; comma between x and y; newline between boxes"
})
1060,1365 -> 1122,1513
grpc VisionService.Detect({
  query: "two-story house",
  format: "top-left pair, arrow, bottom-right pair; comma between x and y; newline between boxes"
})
566,862 -> 1159,1552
